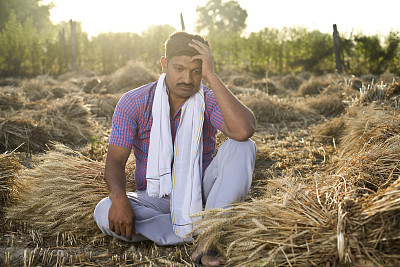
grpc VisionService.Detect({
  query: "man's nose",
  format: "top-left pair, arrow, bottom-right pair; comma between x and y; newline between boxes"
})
182,70 -> 193,84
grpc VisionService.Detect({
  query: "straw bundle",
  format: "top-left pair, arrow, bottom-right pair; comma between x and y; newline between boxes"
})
0,118 -> 50,153
312,117 -> 346,145
303,94 -> 346,117
192,177 -> 339,266
344,176 -> 400,266
334,131 -> 400,194
336,105 -> 399,162
30,96 -> 96,146
241,94 -> 319,124
280,74 -> 303,91
5,144 -> 107,237
0,91 -> 25,114
356,80 -> 400,107
0,152 -> 21,205
6,143 -> 136,238
83,93 -> 119,120
298,77 -> 330,96
106,61 -> 157,93
20,79 -> 51,101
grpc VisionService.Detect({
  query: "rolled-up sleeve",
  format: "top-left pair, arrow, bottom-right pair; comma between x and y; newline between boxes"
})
207,92 -> 224,131
109,93 -> 137,150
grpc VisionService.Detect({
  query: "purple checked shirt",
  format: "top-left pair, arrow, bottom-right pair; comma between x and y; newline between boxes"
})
109,81 -> 224,190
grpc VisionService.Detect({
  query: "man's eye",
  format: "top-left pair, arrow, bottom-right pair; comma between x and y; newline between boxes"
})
175,67 -> 183,72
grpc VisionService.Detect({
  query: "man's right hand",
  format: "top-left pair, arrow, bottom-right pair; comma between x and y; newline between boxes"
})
108,194 -> 138,240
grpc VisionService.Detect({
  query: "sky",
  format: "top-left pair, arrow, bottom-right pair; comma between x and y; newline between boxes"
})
41,0 -> 400,38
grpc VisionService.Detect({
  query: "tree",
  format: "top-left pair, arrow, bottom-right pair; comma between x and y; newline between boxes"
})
0,0 -> 53,32
195,0 -> 247,34
140,24 -> 176,71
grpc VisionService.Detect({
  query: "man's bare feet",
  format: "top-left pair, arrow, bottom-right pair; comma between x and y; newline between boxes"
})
191,245 -> 226,266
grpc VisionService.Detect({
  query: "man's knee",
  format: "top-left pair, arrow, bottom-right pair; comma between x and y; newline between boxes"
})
93,197 -> 111,230
220,138 -> 256,158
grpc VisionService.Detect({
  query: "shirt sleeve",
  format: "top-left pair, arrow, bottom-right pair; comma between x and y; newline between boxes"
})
206,90 -> 224,131
109,93 -> 137,150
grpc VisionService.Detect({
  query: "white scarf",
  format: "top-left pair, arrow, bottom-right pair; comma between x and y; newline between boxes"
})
146,73 -> 205,237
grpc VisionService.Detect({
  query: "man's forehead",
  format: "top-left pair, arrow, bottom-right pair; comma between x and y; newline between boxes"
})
168,55 -> 202,66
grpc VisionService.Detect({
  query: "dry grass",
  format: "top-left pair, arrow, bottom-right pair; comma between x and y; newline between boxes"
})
355,80 -> 400,107
20,79 -> 51,101
191,174 -> 340,266
0,118 -> 51,153
335,105 -> 400,162
298,76 -> 330,96
82,93 -> 119,120
241,93 -> 320,124
312,117 -> 346,145
191,80 -> 400,266
280,74 -> 304,91
3,71 -> 400,266
0,152 -> 21,205
5,143 -> 135,238
302,94 -> 346,117
0,91 -> 25,114
29,96 -> 97,146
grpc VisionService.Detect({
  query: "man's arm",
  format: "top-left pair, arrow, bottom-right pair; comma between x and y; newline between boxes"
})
105,144 -> 138,239
189,40 -> 256,141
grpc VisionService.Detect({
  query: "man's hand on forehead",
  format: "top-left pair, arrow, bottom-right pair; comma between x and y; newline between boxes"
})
189,39 -> 215,80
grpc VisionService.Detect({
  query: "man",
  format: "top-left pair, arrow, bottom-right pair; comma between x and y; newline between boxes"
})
94,31 -> 256,266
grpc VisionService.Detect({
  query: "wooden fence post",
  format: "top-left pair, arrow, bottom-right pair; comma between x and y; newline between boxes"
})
70,20 -> 77,72
180,13 -> 185,31
333,24 -> 342,74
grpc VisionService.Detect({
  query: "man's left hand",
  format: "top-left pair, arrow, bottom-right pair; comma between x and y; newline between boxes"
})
189,39 -> 215,81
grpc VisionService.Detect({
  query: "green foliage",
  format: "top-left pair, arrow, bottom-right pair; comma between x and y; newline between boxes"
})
0,0 -> 53,32
195,0 -> 247,34
91,32 -> 141,74
0,0 -> 398,78
139,24 -> 177,71
0,12 -> 44,76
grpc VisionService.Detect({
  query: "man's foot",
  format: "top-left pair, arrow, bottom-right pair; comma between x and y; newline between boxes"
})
191,248 -> 226,266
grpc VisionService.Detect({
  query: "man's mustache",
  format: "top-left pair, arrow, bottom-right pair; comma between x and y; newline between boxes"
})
176,82 -> 194,88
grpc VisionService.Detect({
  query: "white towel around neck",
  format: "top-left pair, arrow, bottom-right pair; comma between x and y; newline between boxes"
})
146,73 -> 205,238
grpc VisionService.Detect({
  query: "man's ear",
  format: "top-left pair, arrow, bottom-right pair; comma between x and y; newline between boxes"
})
160,56 -> 167,73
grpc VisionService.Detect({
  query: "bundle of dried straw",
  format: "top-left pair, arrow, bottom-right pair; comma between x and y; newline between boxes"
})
0,152 -> 21,205
6,143 -> 135,238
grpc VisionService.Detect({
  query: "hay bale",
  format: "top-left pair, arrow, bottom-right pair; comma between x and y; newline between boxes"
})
281,74 -> 304,91
106,61 -> 157,93
303,95 -> 346,117
298,77 -> 330,96
5,143 -> 136,238
0,118 -> 51,153
0,152 -> 21,205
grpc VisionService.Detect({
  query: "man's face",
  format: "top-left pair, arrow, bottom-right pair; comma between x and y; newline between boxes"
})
161,55 -> 202,101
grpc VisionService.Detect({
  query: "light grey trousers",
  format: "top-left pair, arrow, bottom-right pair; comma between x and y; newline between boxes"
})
93,139 -> 256,245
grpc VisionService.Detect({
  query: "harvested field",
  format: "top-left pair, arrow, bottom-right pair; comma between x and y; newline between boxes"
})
1,67 -> 400,266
